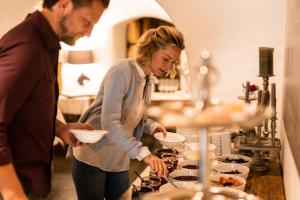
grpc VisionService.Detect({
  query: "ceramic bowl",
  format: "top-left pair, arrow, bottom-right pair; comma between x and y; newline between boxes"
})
70,129 -> 108,143
154,132 -> 185,148
209,174 -> 246,191
177,160 -> 199,170
217,154 -> 252,167
169,169 -> 199,182
211,163 -> 249,180
159,181 -> 201,193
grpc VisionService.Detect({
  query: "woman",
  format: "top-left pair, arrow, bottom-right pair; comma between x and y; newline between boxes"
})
70,25 -> 185,200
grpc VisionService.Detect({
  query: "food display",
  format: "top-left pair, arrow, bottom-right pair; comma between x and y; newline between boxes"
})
218,158 -> 248,164
133,134 -> 252,197
211,163 -> 250,180
220,170 -> 242,174
141,176 -> 162,191
155,148 -> 179,158
181,164 -> 198,170
132,185 -> 154,198
217,154 -> 252,167
209,174 -> 246,191
217,176 -> 242,187
173,175 -> 199,181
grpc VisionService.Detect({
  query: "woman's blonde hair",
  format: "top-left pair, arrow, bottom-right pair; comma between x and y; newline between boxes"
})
135,25 -> 185,68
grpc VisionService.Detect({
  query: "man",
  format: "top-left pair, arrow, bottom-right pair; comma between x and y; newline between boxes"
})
0,0 -> 109,199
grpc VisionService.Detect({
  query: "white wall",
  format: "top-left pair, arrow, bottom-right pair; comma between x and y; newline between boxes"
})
280,0 -> 300,198
281,122 -> 300,200
0,0 -> 39,37
155,1 -> 300,199
89,0 -> 172,67
60,0 -> 172,95
156,0 -> 286,103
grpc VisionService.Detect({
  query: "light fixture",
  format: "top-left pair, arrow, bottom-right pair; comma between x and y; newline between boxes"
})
67,50 -> 94,64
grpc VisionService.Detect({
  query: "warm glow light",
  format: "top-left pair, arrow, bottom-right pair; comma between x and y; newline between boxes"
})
61,63 -> 108,96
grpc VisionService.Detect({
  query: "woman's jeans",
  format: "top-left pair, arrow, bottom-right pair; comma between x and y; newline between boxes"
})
72,158 -> 129,200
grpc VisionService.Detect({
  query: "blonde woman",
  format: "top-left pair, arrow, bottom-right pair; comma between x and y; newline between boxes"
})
70,25 -> 185,200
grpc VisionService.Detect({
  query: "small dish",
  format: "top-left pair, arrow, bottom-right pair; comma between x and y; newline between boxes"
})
169,169 -> 199,182
177,160 -> 199,170
155,148 -> 179,158
70,129 -> 108,143
217,154 -> 252,167
159,181 -> 201,193
209,174 -> 246,191
154,132 -> 185,148
211,163 -> 249,180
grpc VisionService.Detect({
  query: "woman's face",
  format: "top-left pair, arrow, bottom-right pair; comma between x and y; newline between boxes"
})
149,44 -> 181,78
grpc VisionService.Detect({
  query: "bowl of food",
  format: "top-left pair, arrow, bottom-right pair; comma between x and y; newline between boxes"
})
169,169 -> 199,182
211,163 -> 249,180
177,160 -> 199,170
132,185 -> 154,198
209,174 -> 246,191
155,148 -> 179,158
209,187 -> 257,199
217,154 -> 252,167
154,132 -> 185,148
141,176 -> 162,191
159,181 -> 201,193
70,129 -> 108,143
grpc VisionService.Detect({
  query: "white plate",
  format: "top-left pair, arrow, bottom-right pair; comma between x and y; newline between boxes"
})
154,132 -> 185,148
70,129 -> 108,143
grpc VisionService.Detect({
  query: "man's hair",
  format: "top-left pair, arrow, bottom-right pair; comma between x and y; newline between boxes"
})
43,0 -> 110,9
135,25 -> 185,68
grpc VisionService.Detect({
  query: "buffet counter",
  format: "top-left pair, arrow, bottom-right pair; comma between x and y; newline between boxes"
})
132,150 -> 285,200
245,152 -> 285,199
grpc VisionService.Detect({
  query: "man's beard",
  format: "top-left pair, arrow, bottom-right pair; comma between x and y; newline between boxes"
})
59,16 -> 77,45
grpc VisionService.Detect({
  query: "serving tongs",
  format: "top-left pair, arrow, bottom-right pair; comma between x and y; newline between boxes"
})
165,175 -> 180,189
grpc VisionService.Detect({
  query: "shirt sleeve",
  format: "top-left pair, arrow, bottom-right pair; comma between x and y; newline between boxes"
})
100,66 -> 149,160
143,118 -> 161,135
0,40 -> 39,164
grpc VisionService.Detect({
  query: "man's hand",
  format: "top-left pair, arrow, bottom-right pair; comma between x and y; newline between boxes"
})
56,120 -> 94,147
143,154 -> 167,178
0,164 -> 28,200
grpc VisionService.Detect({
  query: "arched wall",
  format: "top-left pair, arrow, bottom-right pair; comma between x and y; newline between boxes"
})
0,0 -> 39,37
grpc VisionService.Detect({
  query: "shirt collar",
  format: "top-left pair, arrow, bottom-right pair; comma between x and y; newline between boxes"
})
133,60 -> 146,79
28,11 -> 61,51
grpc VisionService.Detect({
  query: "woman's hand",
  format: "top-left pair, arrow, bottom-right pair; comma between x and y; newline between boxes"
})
153,125 -> 167,139
143,154 -> 168,178
56,120 -> 95,147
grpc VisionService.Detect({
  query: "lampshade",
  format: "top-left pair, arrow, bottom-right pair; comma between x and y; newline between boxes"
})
67,50 -> 94,64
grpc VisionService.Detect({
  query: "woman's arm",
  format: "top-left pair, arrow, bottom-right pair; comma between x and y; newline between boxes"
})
100,66 -> 150,159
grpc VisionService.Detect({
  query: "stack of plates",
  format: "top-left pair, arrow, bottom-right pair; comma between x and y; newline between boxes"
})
210,131 -> 231,156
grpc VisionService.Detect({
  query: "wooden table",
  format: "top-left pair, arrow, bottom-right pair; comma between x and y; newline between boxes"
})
245,152 -> 285,200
